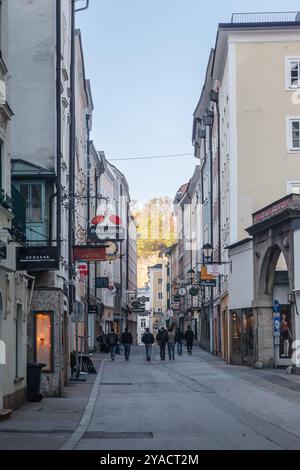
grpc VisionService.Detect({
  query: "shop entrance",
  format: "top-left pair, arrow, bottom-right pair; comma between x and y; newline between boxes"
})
230,309 -> 254,365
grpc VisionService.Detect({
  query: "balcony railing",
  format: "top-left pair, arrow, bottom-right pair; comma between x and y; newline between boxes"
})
11,185 -> 26,243
0,188 -> 12,210
231,11 -> 300,24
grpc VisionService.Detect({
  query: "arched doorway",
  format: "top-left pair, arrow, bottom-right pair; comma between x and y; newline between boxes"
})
247,194 -> 300,368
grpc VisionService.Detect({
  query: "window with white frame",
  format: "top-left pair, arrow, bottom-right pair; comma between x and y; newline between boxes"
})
157,308 -> 162,314
287,181 -> 300,195
157,292 -> 163,301
286,58 -> 300,89
287,118 -> 300,151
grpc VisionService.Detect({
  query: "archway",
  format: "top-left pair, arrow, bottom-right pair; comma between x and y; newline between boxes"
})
247,195 -> 300,368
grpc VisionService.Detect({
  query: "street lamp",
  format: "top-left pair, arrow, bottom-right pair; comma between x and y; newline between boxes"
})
202,243 -> 213,263
187,268 -> 196,284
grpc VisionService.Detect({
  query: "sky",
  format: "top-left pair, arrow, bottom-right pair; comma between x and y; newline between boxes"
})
77,0 -> 300,204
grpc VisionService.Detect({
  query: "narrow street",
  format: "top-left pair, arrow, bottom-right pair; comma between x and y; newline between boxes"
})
3,349 -> 300,450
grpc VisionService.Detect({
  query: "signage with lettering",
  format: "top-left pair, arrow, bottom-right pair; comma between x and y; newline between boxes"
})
16,247 -> 60,271
88,304 -> 98,315
73,246 -> 106,262
88,226 -> 125,243
253,197 -> 291,224
200,279 -> 217,288
96,277 -> 109,289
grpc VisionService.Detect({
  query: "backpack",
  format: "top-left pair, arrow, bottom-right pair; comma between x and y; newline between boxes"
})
108,332 -> 117,345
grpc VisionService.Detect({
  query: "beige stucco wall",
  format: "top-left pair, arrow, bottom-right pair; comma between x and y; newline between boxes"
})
236,40 -> 300,239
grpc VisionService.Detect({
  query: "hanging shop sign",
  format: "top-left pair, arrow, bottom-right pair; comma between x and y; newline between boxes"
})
88,214 -> 126,242
200,279 -> 217,288
206,264 -> 225,277
96,277 -> 109,289
73,245 -> 106,262
0,241 -> 7,260
200,266 -> 215,281
16,246 -> 60,271
189,286 -> 199,297
88,304 -> 98,315
132,308 -> 145,314
77,261 -> 88,277
131,301 -> 142,309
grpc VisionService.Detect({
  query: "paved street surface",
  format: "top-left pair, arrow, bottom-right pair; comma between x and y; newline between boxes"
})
3,347 -> 300,450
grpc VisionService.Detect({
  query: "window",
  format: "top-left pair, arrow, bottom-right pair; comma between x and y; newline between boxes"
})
286,58 -> 300,89
157,308 -> 163,314
34,312 -> 54,372
287,181 -> 300,195
141,318 -> 146,329
287,118 -> 300,151
18,182 -> 44,222
157,278 -> 162,285
157,292 -> 163,301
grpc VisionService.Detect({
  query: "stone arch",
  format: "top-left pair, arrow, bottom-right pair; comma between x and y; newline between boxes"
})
258,243 -> 292,299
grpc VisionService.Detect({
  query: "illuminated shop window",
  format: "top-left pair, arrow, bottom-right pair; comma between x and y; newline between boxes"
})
34,312 -> 53,372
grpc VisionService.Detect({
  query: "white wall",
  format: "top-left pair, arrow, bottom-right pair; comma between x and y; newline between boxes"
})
8,0 -> 56,170
294,228 -> 300,343
228,240 -> 254,310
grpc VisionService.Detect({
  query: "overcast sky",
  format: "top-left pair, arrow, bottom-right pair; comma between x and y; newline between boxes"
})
77,1 -> 300,203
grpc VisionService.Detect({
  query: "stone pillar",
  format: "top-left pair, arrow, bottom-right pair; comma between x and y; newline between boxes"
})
253,299 -> 274,367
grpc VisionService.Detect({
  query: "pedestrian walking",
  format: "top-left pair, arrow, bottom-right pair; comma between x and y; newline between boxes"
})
108,328 -> 118,360
175,327 -> 184,356
168,328 -> 176,360
184,326 -> 194,355
156,327 -> 169,361
121,328 -> 133,361
142,328 -> 155,361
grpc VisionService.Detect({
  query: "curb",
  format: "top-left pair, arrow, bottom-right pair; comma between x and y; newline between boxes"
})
60,358 -> 107,450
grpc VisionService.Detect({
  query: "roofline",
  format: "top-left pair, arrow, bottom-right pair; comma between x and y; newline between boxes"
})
225,238 -> 253,251
211,21 -> 300,78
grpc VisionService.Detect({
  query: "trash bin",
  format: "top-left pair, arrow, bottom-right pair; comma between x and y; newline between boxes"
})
27,363 -> 46,402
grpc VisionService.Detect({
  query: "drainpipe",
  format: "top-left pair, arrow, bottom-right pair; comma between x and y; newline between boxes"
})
68,0 -> 76,320
56,0 -> 62,256
68,0 -> 90,322
86,116 -> 91,353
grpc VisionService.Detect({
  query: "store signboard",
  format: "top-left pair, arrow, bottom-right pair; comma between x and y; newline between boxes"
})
16,247 -> 59,271
96,277 -> 109,289
73,246 -> 106,262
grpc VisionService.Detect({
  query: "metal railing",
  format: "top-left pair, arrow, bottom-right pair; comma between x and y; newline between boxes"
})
231,11 -> 300,24
0,188 -> 12,210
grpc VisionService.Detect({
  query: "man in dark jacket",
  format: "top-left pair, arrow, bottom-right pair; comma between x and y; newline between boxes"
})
142,328 -> 155,361
175,327 -> 184,356
121,328 -> 133,361
156,327 -> 169,361
108,328 -> 118,360
184,326 -> 194,355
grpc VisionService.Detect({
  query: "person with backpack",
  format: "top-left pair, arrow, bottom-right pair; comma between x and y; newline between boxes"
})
175,327 -> 184,356
184,326 -> 194,355
156,327 -> 169,361
108,328 -> 118,361
121,328 -> 133,361
142,328 -> 155,361
167,328 -> 176,360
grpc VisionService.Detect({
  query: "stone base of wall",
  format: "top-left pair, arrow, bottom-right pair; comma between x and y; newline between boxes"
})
3,388 -> 27,411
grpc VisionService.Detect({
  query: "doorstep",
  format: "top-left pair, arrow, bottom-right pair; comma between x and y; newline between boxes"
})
0,409 -> 12,422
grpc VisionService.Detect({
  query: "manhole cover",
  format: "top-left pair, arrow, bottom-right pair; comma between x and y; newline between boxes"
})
83,432 -> 153,440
